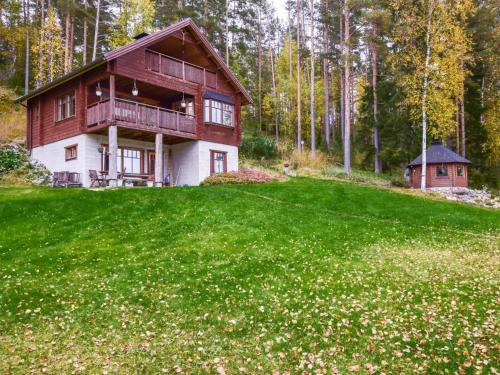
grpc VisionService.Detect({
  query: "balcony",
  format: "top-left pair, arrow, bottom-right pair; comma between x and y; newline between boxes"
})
87,98 -> 196,135
145,49 -> 217,89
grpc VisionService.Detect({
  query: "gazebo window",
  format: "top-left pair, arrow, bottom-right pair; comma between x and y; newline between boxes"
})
436,165 -> 448,177
456,166 -> 464,176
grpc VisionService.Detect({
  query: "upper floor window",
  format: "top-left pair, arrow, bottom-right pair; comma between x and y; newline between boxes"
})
173,98 -> 194,117
204,99 -> 233,127
56,92 -> 76,121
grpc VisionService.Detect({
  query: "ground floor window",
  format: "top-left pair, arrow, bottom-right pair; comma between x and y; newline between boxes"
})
436,165 -> 448,177
456,165 -> 464,176
65,144 -> 77,161
210,150 -> 227,174
100,145 -> 144,175
118,148 -> 142,174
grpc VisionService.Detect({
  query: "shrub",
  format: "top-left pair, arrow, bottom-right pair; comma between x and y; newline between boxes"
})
0,143 -> 51,186
0,144 -> 27,174
240,134 -> 278,160
201,169 -> 283,186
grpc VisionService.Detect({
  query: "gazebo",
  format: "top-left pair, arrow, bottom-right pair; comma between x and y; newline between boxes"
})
406,140 -> 471,188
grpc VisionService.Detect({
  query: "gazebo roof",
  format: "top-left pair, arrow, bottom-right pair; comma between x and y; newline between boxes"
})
408,140 -> 471,167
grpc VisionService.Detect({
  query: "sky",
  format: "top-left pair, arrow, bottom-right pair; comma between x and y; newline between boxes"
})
270,0 -> 288,22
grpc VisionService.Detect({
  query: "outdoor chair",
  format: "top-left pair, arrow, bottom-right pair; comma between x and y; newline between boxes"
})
53,171 -> 82,188
89,169 -> 106,187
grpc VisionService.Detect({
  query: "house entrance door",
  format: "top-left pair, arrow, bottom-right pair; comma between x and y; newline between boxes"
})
147,151 -> 155,175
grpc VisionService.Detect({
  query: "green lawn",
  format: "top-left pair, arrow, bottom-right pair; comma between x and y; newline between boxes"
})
0,178 -> 498,374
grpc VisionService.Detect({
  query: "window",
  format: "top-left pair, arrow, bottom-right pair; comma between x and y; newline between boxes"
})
436,165 -> 448,177
65,144 -> 77,161
56,92 -> 76,121
173,98 -> 194,117
223,103 -> 233,126
204,99 -> 233,127
210,150 -> 227,174
100,146 -> 144,175
456,165 -> 464,176
118,148 -> 142,174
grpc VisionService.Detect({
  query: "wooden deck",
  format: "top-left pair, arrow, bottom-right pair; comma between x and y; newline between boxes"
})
145,49 -> 217,89
86,98 -> 197,137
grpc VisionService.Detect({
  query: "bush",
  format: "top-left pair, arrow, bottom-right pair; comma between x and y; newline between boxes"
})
240,134 -> 278,160
201,169 -> 283,186
0,143 -> 51,186
0,144 -> 27,174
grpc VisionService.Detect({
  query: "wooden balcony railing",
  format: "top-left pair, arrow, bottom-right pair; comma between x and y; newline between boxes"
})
145,49 -> 217,89
86,98 -> 196,134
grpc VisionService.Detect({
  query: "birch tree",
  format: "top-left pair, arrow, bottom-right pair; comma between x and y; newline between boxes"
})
390,0 -> 473,191
341,0 -> 351,174
296,0 -> 302,153
92,0 -> 100,61
309,0 -> 316,158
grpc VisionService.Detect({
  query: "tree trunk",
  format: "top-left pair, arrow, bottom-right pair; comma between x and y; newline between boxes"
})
24,0 -> 30,95
257,8 -> 263,131
339,4 -> 344,144
68,15 -> 74,72
65,12 -> 70,73
310,0 -> 316,159
83,0 -> 87,65
421,2 -> 433,193
288,11 -> 293,82
322,7 -> 330,150
270,44 -> 279,143
342,0 -> 351,174
92,0 -> 101,62
225,0 -> 230,66
36,0 -> 45,88
297,0 -> 302,153
480,76 -> 485,125
204,0 -> 209,32
460,65 -> 466,157
455,100 -> 460,154
371,22 -> 381,173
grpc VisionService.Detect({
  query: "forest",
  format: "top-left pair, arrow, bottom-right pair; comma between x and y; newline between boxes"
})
0,0 -> 498,187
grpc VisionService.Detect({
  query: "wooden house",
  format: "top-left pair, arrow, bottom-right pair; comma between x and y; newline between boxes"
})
17,18 -> 252,187
406,140 -> 471,189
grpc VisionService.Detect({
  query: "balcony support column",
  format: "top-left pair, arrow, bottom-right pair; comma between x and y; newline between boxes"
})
109,74 -> 115,122
108,125 -> 118,187
155,133 -> 163,186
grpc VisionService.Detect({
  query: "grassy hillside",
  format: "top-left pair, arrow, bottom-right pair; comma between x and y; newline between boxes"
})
0,178 -> 498,373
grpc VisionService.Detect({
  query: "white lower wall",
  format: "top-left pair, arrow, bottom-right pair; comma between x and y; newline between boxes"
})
31,134 -> 91,186
170,141 -> 200,186
198,141 -> 238,183
31,135 -> 239,187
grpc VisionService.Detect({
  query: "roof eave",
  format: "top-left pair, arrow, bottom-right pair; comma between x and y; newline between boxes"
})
15,58 -> 106,103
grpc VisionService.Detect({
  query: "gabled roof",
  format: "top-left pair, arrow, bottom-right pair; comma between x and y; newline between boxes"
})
408,140 -> 471,166
17,18 -> 252,105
